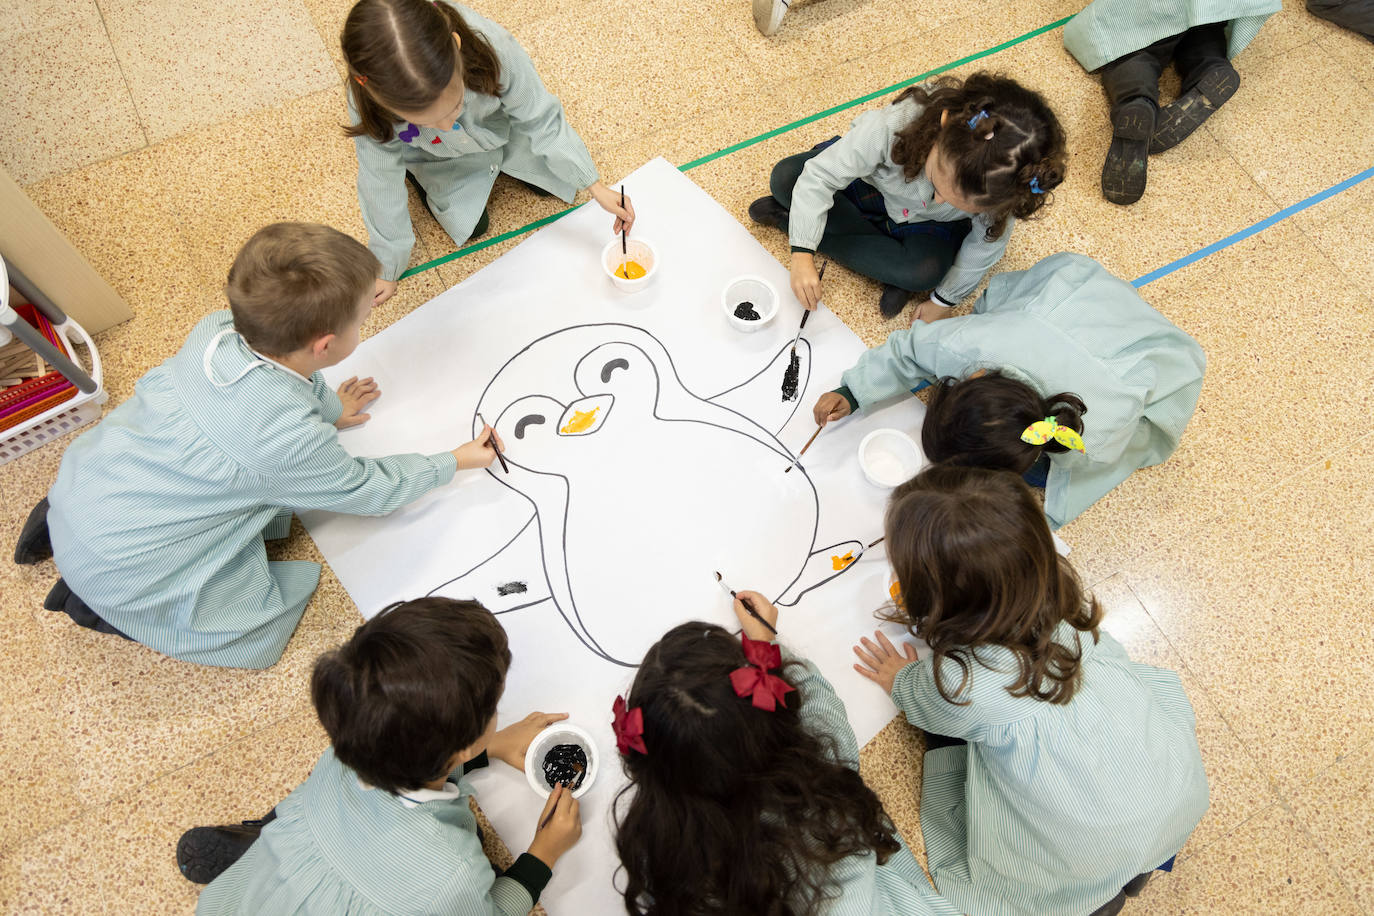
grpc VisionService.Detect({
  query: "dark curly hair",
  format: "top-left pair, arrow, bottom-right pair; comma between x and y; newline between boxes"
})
890,71 -> 1067,241
882,466 -> 1102,706
922,370 -> 1087,474
613,622 -> 901,916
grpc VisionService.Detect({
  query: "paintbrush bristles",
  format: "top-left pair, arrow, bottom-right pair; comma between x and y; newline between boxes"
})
784,424 -> 823,472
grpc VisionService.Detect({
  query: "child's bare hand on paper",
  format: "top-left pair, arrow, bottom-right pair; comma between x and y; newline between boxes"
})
732,589 -> 779,641
790,252 -> 822,310
852,629 -> 919,693
453,425 -> 505,469
528,782 -> 583,867
812,392 -> 851,427
374,278 -> 398,306
335,377 -> 381,429
487,712 -> 569,770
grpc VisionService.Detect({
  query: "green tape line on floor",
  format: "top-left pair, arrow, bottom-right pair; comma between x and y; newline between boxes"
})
398,15 -> 1073,280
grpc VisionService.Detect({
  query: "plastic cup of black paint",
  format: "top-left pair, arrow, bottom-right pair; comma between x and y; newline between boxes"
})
722,276 -> 778,332
524,723 -> 599,799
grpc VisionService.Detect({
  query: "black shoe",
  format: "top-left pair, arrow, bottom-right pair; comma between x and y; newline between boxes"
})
511,176 -> 554,198
176,823 -> 268,884
471,206 -> 490,240
1123,871 -> 1152,897
1088,890 -> 1127,916
44,578 -> 133,639
1101,98 -> 1155,206
405,170 -> 429,209
747,196 -> 789,231
14,497 -> 52,565
1150,63 -> 1240,154
878,284 -> 913,319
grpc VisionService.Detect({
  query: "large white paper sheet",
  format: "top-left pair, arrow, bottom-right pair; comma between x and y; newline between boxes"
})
302,158 -> 927,914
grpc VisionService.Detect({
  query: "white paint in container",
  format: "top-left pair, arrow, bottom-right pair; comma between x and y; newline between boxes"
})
857,428 -> 925,488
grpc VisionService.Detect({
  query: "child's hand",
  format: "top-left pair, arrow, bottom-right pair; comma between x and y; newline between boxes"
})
790,253 -> 822,310
852,629 -> 919,694
732,589 -> 779,641
528,782 -> 583,867
374,278 -> 398,306
588,181 -> 636,235
335,377 -> 381,429
813,392 -> 851,427
911,299 -> 952,324
452,424 -> 505,470
487,711 -> 569,770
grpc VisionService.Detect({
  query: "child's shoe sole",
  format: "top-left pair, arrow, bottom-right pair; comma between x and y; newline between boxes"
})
176,824 -> 264,885
1101,98 -> 1155,206
1150,63 -> 1239,154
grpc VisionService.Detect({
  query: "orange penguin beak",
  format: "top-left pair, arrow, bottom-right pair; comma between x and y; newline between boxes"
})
557,395 -> 613,436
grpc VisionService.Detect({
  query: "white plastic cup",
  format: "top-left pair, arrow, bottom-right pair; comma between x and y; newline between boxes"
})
603,237 -> 658,293
524,722 -> 600,800
858,428 -> 924,488
721,275 -> 779,332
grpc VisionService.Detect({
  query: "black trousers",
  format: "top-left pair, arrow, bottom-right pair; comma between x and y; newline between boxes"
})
1099,22 -> 1230,111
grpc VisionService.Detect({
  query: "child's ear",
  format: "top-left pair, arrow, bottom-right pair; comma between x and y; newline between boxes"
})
452,31 -> 461,50
940,109 -> 950,128
312,333 -> 337,360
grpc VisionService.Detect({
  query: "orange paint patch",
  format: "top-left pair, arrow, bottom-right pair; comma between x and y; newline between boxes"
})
560,406 -> 600,434
614,260 -> 646,279
831,551 -> 855,571
889,580 -> 904,608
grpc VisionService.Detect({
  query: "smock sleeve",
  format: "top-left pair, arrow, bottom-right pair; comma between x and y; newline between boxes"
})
931,213 -> 1013,307
787,108 -> 890,252
353,128 -> 415,282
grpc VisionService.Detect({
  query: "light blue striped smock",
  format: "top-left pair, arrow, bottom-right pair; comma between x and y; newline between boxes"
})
892,624 -> 1209,916
45,311 -> 457,669
195,748 -> 538,915
840,252 -> 1206,528
1064,0 -> 1281,72
352,2 -> 599,281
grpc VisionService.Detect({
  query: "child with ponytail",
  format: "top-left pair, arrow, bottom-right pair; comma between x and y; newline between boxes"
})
343,0 -> 634,304
853,465 -> 1209,916
612,598 -> 960,916
812,252 -> 1205,528
749,72 -> 1066,320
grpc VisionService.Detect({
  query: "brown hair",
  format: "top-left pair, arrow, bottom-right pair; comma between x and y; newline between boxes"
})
883,466 -> 1102,706
311,596 -> 511,793
342,0 -> 501,143
890,72 -> 1067,241
614,622 -> 901,916
923,371 -> 1087,474
225,222 -> 379,356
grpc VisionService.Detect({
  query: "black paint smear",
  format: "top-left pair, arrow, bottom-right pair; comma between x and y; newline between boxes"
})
496,581 -> 528,596
542,743 -> 588,790
781,350 -> 800,401
733,301 -> 761,321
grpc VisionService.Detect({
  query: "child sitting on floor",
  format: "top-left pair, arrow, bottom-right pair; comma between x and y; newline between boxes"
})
16,223 -> 502,668
611,600 -> 960,915
185,596 -> 581,914
853,465 -> 1209,916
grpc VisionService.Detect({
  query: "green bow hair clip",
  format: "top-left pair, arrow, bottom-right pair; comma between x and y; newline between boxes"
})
1020,417 -> 1085,453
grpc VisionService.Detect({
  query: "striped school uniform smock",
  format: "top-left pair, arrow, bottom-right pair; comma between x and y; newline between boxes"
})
787,94 -> 1012,308
893,624 -> 1209,916
838,252 -> 1205,528
196,748 -> 550,915
782,649 -> 962,915
353,1 -> 599,282
45,311 -> 457,669
1064,0 -> 1280,72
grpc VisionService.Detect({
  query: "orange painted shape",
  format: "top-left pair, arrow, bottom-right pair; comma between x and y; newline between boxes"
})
560,406 -> 600,434
831,551 -> 855,571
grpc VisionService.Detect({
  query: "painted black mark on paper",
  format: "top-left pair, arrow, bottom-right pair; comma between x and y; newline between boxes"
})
496,581 -> 528,596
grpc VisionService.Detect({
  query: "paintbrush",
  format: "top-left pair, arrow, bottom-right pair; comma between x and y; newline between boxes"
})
538,782 -> 565,830
619,184 -> 627,276
867,536 -> 884,548
475,412 -> 510,475
713,571 -> 778,635
783,423 -> 823,473
781,262 -> 826,402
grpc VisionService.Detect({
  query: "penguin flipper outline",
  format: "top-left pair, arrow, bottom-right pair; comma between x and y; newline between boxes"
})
706,338 -> 812,436
425,512 -> 553,614
774,538 -> 865,607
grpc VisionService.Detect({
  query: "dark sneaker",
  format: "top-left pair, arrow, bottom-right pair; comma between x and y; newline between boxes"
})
879,284 -> 913,319
747,196 -> 789,232
1101,98 -> 1155,206
176,823 -> 267,885
1123,871 -> 1153,897
14,497 -> 52,565
752,0 -> 788,36
1150,62 -> 1240,154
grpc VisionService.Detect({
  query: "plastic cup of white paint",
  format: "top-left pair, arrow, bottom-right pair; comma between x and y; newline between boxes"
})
524,722 -> 599,800
603,237 -> 658,293
721,275 -> 779,332
858,428 -> 924,488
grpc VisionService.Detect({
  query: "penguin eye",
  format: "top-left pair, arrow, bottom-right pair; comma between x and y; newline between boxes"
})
600,358 -> 630,383
514,414 -> 546,439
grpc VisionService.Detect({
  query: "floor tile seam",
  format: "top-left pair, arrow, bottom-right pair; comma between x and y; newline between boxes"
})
92,0 -> 152,150
1269,790 -> 1371,911
1170,791 -> 1280,865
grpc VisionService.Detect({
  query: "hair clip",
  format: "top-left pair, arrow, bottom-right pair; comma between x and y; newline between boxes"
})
1020,417 -> 1085,453
967,109 -> 989,130
353,74 -> 368,86
1029,177 -> 1044,195
612,695 -> 647,755
729,635 -> 795,711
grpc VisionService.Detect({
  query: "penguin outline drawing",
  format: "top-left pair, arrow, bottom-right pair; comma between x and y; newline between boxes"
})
427,322 -> 865,667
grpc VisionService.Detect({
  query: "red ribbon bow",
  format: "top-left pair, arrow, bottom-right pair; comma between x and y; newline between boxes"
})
612,695 -> 647,755
729,635 -> 795,711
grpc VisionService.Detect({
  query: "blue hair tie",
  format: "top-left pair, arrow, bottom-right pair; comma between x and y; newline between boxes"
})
967,109 -> 990,130
1029,177 -> 1045,195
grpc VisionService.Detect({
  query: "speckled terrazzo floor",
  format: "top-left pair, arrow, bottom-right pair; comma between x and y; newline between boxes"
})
2,0 -> 1373,912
